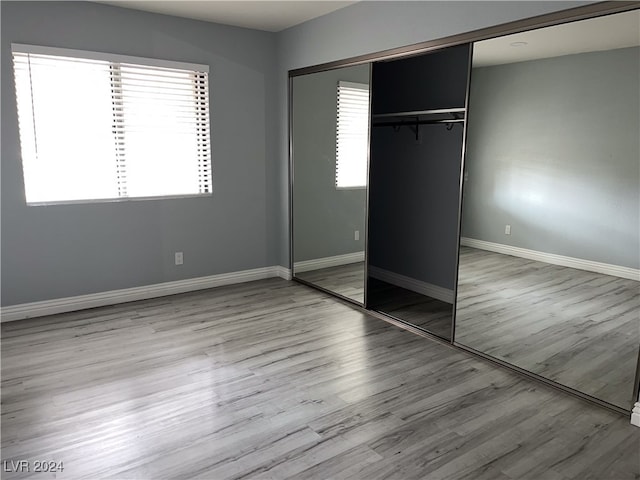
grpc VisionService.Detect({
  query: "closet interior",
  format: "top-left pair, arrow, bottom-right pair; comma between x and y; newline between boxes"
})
367,44 -> 471,340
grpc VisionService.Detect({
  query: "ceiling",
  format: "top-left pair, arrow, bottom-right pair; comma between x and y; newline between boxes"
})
96,3 -> 637,60
473,9 -> 640,67
97,1 -> 356,32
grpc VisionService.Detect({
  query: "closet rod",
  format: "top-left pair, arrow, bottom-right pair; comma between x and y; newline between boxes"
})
373,117 -> 464,139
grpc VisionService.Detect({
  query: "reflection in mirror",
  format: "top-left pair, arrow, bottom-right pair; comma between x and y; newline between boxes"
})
456,10 -> 640,409
292,64 -> 370,304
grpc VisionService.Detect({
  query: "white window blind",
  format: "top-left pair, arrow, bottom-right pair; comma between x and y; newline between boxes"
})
336,81 -> 370,189
12,44 -> 212,204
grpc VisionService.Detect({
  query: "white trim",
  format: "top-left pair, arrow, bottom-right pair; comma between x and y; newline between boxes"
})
294,252 -> 365,273
631,402 -> 640,427
27,193 -> 212,207
1,266 -> 290,323
275,266 -> 292,281
368,266 -> 454,304
11,43 -> 209,73
373,108 -> 466,118
338,80 -> 368,90
335,186 -> 367,191
460,237 -> 640,281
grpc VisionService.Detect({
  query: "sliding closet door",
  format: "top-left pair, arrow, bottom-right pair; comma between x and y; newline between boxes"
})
367,44 -> 471,340
291,64 -> 371,305
455,10 -> 640,410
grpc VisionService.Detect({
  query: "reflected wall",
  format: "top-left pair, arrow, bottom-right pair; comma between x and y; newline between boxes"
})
456,13 -> 640,409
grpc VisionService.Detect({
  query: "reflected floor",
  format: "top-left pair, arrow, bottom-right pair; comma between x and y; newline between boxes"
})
295,262 -> 365,304
368,278 -> 452,340
456,246 -> 640,409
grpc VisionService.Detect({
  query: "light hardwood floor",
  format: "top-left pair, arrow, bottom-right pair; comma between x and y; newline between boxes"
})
295,262 -> 365,304
456,246 -> 640,410
295,249 -> 640,409
2,278 -> 639,479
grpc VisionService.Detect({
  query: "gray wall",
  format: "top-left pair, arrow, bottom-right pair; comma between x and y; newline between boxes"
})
276,1 -> 590,267
1,1 -> 278,305
462,47 -> 640,269
1,1 -> 594,306
292,65 -> 368,262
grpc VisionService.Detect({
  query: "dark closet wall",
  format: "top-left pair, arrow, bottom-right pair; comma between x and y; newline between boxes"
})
371,45 -> 470,114
368,126 -> 465,291
368,44 -> 471,293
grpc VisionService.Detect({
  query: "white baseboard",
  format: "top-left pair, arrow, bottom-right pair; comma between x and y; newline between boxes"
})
632,402 -> 640,427
294,251 -> 364,273
460,237 -> 640,281
368,266 -> 454,304
275,265 -> 292,281
1,265 -> 292,323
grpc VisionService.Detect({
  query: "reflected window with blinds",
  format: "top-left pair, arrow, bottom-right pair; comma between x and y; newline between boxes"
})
11,44 -> 212,204
335,81 -> 369,189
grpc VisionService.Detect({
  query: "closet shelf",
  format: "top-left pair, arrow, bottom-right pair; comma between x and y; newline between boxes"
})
372,107 -> 465,119
372,108 -> 465,137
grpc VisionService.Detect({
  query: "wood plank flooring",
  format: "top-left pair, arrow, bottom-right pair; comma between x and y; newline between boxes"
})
295,262 -> 365,303
1,278 -> 639,479
296,248 -> 640,409
456,246 -> 640,410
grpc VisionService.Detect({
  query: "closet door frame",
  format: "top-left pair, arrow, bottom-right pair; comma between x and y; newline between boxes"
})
290,2 -> 638,77
289,66 -> 372,307
288,1 -> 640,415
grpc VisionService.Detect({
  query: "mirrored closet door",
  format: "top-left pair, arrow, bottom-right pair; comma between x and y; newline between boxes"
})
455,10 -> 640,409
291,64 -> 371,304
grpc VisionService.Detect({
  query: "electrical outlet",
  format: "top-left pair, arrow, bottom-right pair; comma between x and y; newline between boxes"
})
355,230 -> 360,241
505,225 -> 511,235
175,252 -> 184,265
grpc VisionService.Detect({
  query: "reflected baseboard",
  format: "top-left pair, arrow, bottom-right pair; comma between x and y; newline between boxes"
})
460,237 -> 640,281
294,252 -> 364,273
368,266 -> 454,303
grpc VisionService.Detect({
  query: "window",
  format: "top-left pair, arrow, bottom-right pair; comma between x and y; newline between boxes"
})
12,44 -> 212,204
336,81 -> 369,189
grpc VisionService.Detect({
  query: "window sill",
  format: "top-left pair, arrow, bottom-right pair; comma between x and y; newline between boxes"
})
26,193 -> 212,207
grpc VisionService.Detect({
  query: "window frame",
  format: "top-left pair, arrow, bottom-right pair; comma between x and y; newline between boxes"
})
11,43 -> 212,206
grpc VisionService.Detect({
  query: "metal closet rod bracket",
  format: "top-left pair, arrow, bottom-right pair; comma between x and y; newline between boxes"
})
375,113 -> 465,140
